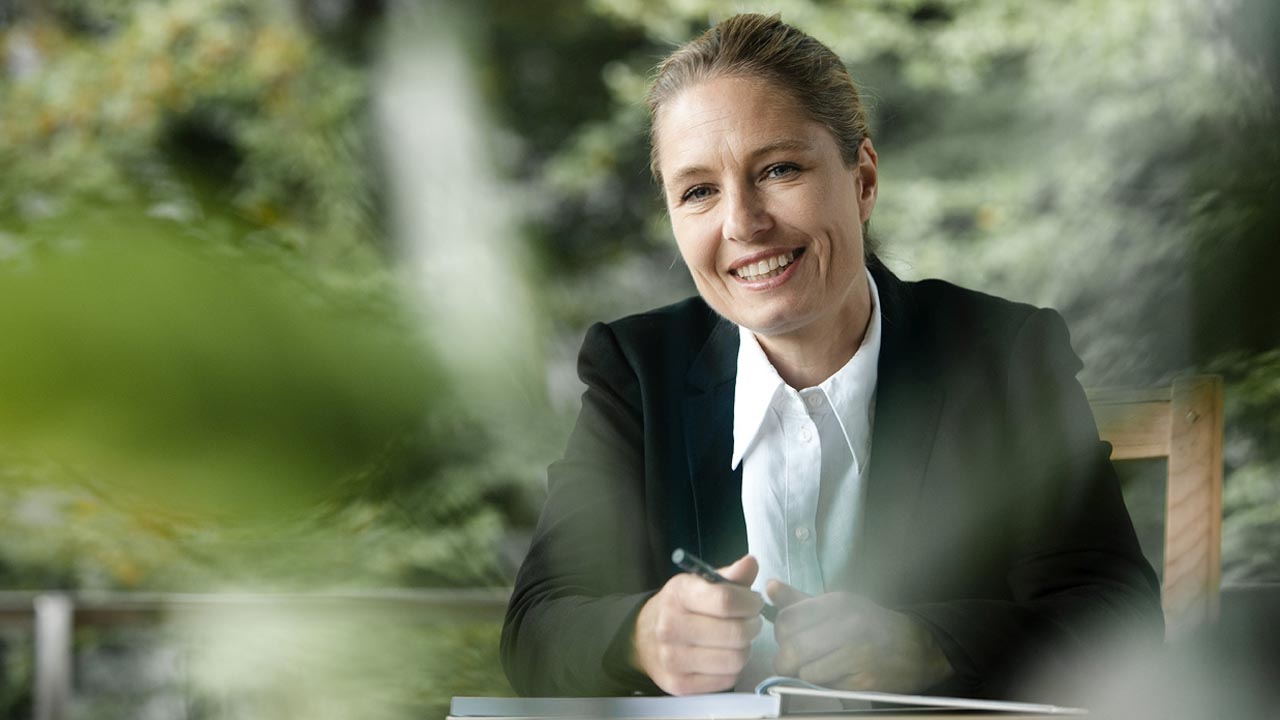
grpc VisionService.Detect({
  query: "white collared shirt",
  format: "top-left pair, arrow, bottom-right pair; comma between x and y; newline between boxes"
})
731,269 -> 882,688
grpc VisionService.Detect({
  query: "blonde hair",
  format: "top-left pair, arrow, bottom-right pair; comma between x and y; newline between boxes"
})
646,13 -> 871,183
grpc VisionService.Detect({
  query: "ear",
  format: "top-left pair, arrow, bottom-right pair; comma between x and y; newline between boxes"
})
854,137 -> 878,224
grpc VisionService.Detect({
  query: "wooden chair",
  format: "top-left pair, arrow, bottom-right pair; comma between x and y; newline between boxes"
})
1086,375 -> 1224,640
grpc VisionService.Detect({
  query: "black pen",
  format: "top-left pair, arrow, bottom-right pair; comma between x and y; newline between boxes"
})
671,548 -> 778,622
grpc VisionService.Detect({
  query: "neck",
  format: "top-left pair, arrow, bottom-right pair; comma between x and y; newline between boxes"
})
756,272 -> 872,390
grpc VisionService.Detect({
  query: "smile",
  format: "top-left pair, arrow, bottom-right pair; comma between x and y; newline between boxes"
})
732,248 -> 805,282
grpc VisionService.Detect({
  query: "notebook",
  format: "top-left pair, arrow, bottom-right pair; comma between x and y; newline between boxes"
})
449,692 -> 779,719
450,676 -> 1087,718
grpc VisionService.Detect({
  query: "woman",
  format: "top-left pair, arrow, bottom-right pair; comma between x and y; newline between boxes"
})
501,13 -> 1162,701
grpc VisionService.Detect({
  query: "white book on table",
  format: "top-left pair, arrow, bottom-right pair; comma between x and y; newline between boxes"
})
449,691 -> 779,719
450,675 -> 1088,718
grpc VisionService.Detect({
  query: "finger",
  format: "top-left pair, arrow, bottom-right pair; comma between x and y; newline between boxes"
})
677,576 -> 764,618
655,612 -> 761,649
772,589 -> 864,638
718,554 -> 759,586
768,581 -> 817,638
684,613 -> 764,649
772,615 -> 834,677
664,644 -> 751,675
660,673 -> 740,696
776,611 -> 869,671
795,645 -> 872,688
765,579 -> 811,609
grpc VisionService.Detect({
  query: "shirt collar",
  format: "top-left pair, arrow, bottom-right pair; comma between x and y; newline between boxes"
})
731,268 -> 883,470
731,325 -> 787,470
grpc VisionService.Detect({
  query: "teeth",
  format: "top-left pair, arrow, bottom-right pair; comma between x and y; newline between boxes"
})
735,250 -> 797,280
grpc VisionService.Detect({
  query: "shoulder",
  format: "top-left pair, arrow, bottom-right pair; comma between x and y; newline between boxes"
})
900,275 -> 1067,360
909,277 -> 1039,337
589,296 -> 726,370
603,296 -> 723,351
889,274 -> 1083,405
575,295 -> 729,395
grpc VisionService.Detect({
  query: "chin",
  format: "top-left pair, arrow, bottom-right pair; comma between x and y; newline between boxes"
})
704,289 -> 810,335
733,308 -> 810,338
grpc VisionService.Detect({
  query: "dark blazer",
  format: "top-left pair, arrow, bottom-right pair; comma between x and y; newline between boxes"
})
501,260 -> 1163,699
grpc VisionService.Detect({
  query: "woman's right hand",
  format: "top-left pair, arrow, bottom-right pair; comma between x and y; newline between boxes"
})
631,554 -> 765,695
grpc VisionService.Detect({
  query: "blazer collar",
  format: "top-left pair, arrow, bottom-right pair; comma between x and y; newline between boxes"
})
686,312 -> 737,391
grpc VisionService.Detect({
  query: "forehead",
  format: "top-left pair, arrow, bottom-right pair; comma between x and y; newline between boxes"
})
653,75 -> 832,180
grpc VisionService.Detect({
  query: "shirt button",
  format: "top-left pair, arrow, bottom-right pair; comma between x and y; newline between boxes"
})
794,526 -> 810,541
798,427 -> 813,443
805,394 -> 822,409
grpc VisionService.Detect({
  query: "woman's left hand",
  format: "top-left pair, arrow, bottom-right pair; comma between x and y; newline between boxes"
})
767,580 -> 954,693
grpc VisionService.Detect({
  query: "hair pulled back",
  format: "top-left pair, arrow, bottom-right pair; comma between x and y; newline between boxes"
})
646,13 -> 871,183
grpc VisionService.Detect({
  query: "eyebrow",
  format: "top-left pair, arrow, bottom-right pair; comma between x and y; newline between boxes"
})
665,137 -> 816,188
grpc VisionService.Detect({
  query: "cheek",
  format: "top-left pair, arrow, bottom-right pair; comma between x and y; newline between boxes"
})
798,193 -> 861,254
672,220 -> 720,278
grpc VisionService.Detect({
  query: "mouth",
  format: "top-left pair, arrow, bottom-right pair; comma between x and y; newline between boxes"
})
731,248 -> 805,282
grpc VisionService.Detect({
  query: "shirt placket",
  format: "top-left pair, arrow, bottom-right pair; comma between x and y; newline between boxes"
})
782,394 -> 823,596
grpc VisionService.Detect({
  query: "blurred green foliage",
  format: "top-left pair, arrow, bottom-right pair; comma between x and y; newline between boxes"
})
0,231 -> 432,516
0,0 -> 558,645
0,0 -> 379,268
1,1 -> 529,713
0,0 -> 542,594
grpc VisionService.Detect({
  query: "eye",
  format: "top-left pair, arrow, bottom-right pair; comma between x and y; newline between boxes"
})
680,185 -> 715,204
762,162 -> 800,180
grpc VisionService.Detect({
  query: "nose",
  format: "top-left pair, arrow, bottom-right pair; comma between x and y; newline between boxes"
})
721,185 -> 772,244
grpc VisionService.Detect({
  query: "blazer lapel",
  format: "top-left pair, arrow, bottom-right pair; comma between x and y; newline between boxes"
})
860,262 -> 946,598
682,317 -> 747,567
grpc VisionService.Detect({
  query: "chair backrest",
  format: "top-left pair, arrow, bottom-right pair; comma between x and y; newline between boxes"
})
1086,375 -> 1224,640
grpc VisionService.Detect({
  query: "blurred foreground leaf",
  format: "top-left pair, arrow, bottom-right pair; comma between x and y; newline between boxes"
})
0,217 -> 441,521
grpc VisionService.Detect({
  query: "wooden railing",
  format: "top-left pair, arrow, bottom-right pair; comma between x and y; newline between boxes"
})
0,589 -> 511,720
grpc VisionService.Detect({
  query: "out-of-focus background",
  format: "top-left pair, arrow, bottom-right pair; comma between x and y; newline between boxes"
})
0,0 -> 1276,718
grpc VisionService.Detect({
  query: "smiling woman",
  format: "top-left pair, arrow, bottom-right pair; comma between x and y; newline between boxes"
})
502,13 -> 1163,703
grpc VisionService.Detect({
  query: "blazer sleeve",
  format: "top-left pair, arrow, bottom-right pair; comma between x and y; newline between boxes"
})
902,308 -> 1164,699
501,322 -> 662,696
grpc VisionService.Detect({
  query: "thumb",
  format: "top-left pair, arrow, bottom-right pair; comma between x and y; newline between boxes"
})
766,579 -> 811,609
718,554 -> 759,587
